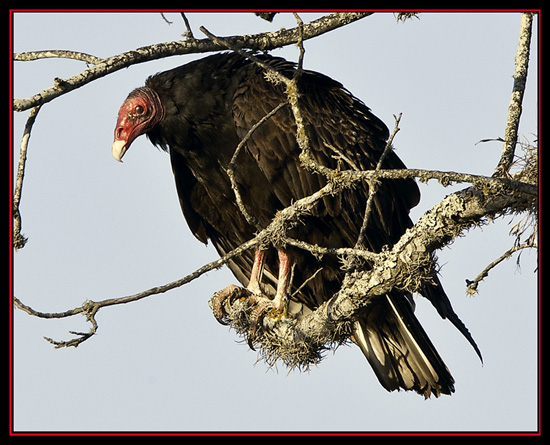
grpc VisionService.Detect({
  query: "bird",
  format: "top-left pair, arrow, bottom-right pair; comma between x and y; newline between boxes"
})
112,52 -> 481,398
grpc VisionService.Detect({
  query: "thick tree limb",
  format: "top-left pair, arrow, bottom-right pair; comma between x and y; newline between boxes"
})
212,180 -> 536,369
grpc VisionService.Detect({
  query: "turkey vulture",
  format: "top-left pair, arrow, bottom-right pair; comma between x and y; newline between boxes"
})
112,52 -> 481,398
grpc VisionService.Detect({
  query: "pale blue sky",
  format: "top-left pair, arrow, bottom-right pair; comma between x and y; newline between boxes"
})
12,11 -> 538,433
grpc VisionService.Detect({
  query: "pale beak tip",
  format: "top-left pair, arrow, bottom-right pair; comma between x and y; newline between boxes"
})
111,140 -> 127,163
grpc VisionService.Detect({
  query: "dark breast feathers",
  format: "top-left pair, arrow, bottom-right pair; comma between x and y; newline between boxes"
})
143,53 -> 480,397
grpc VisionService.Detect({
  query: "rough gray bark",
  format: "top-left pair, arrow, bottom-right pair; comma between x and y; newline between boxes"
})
209,173 -> 536,369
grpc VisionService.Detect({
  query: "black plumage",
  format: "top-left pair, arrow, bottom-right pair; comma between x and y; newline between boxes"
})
112,53 -> 480,398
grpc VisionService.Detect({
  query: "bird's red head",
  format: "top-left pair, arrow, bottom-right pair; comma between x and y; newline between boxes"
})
112,87 -> 165,162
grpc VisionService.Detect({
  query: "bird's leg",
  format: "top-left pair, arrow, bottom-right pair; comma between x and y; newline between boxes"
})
247,249 -> 293,348
211,248 -> 294,349
246,249 -> 266,295
272,249 -> 292,315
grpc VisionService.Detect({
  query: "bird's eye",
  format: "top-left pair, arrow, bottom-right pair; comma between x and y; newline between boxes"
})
135,105 -> 145,114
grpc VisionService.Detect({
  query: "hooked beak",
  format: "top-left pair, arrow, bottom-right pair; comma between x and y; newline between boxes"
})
111,139 -> 128,163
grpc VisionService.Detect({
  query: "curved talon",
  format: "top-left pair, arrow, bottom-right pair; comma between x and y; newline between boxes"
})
210,284 -> 240,325
247,297 -> 276,350
211,276 -> 289,351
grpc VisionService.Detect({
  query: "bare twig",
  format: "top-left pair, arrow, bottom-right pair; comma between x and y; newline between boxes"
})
13,50 -> 102,65
226,100 -> 290,231
343,167 -> 537,197
180,13 -> 195,40
13,235 -> 259,347
282,236 -> 379,263
355,113 -> 402,249
292,12 -> 306,73
160,12 -> 173,25
466,243 -> 536,295
13,105 -> 41,250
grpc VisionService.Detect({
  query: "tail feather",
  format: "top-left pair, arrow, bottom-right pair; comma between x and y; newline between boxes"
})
421,277 -> 483,363
353,292 -> 455,398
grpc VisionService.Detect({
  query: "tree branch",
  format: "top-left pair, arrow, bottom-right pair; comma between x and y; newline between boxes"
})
13,105 -> 41,250
212,181 -> 536,369
13,50 -> 102,65
13,12 -> 372,112
342,167 -> 537,196
226,100 -> 290,231
13,234 -> 260,346
355,113 -> 402,249
494,12 -> 534,177
465,243 -> 535,295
